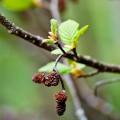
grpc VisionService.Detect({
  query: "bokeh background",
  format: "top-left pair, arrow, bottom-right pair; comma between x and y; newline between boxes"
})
0,0 -> 120,120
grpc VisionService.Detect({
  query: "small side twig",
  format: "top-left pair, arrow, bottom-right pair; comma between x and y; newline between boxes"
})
53,54 -> 65,91
73,48 -> 78,58
55,41 -> 66,54
78,70 -> 100,78
94,78 -> 120,96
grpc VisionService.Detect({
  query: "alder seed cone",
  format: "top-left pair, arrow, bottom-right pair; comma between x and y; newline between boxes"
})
44,72 -> 60,87
56,103 -> 66,116
55,92 -> 67,103
55,92 -> 67,116
32,73 -> 45,83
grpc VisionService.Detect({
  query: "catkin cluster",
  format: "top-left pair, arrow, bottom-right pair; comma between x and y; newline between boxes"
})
32,72 -> 59,86
32,72 -> 68,116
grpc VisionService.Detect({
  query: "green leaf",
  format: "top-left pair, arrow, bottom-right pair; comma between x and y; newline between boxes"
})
2,0 -> 34,11
79,25 -> 89,35
38,62 -> 71,74
58,20 -> 80,48
74,25 -> 89,44
76,63 -> 86,69
42,39 -> 55,44
51,47 -> 71,55
50,19 -> 58,34
67,59 -> 74,66
67,58 -> 86,69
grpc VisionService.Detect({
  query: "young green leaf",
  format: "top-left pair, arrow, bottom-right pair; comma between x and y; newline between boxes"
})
74,25 -> 89,44
79,25 -> 89,35
51,47 -> 71,55
50,19 -> 58,34
58,20 -> 80,49
38,62 -> 71,74
42,39 -> 55,44
67,58 -> 86,69
76,63 -> 86,69
3,0 -> 34,11
67,59 -> 74,66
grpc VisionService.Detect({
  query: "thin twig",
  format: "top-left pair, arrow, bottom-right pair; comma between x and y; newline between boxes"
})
94,78 -> 120,96
53,54 -> 63,69
53,54 -> 65,91
73,48 -> 78,58
78,70 -> 100,78
55,41 -> 66,54
1,13 -> 120,73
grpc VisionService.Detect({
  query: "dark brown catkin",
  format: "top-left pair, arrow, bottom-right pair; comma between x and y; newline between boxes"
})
55,92 -> 67,103
32,73 -> 45,83
56,102 -> 66,116
55,92 -> 67,116
44,72 -> 60,87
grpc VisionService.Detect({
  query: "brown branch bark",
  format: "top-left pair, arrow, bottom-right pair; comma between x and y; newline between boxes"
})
0,13 -> 56,51
0,13 -> 120,74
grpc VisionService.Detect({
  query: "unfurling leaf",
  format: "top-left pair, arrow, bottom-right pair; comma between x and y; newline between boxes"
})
73,25 -> 89,45
42,39 -> 55,44
51,47 -> 71,55
50,19 -> 58,34
79,25 -> 89,35
38,62 -> 71,74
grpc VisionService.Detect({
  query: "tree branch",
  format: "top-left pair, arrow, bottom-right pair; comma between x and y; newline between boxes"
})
94,78 -> 120,96
78,70 -> 100,78
0,13 -> 120,74
0,13 -> 56,51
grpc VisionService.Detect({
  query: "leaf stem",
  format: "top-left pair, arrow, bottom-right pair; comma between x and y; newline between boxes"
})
53,54 -> 65,91
55,41 -> 66,54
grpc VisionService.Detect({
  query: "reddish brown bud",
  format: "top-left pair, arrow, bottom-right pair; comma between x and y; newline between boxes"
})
56,103 -> 66,116
44,72 -> 60,87
32,73 -> 45,83
58,0 -> 66,12
55,92 -> 67,103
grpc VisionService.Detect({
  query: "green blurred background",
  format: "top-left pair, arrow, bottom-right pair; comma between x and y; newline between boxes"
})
0,0 -> 120,120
